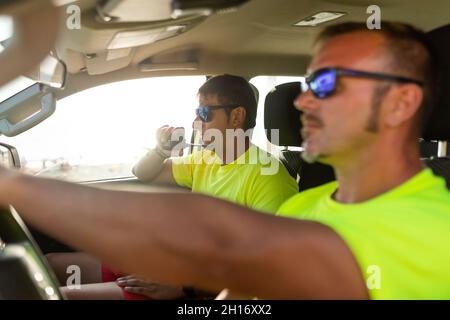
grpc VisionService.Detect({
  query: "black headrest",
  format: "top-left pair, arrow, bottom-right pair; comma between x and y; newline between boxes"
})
264,82 -> 302,147
423,24 -> 450,141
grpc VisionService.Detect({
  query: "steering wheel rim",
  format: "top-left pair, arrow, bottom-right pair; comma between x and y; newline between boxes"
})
0,206 -> 62,300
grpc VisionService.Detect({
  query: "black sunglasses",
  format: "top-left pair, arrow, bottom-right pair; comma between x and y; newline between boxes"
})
195,104 -> 240,122
303,67 -> 424,99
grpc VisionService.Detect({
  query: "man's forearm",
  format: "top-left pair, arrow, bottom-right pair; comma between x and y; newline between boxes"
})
132,149 -> 167,182
3,173 -> 264,293
2,173 -> 368,299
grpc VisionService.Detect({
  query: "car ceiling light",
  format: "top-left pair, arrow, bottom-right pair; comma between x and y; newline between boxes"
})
107,47 -> 133,61
97,0 -> 174,23
51,0 -> 78,6
108,26 -> 186,50
294,12 -> 346,27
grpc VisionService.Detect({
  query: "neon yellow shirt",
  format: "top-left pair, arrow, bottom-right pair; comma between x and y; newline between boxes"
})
277,168 -> 450,299
172,145 -> 298,213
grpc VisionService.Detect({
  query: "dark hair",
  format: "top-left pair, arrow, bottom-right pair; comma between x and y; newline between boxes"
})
317,22 -> 438,134
198,74 -> 257,130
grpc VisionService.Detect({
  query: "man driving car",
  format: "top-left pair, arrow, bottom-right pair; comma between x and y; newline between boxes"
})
1,21 -> 449,299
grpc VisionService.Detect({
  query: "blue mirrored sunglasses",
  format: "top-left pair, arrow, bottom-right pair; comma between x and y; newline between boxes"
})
195,104 -> 240,122
302,67 -> 424,99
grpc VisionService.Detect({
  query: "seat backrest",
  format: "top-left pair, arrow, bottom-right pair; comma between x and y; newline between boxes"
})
422,24 -> 450,188
264,82 -> 335,190
420,140 -> 439,158
424,157 -> 450,188
420,140 -> 450,188
278,150 -> 301,181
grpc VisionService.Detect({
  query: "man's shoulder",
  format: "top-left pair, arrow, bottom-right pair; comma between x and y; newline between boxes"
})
387,168 -> 450,207
172,148 -> 218,166
243,145 -> 284,169
249,145 -> 279,160
243,145 -> 296,180
278,181 -> 337,215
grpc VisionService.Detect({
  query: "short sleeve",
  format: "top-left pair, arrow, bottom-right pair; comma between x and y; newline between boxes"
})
171,152 -> 196,188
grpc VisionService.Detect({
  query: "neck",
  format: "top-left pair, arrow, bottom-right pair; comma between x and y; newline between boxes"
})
332,138 -> 423,204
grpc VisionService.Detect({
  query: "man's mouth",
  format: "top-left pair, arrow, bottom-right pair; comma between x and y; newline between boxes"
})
300,114 -> 324,139
301,114 -> 323,129
302,123 -> 322,131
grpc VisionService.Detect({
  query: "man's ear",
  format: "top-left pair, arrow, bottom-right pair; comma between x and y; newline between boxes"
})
384,84 -> 423,128
231,106 -> 247,129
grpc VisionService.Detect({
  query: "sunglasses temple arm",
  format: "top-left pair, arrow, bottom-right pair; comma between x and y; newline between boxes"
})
339,69 -> 423,85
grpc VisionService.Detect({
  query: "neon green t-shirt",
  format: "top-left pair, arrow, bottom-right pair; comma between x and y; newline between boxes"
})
277,168 -> 450,299
172,145 -> 298,213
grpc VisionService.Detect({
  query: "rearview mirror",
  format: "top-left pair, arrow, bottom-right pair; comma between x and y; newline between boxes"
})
0,142 -> 20,169
26,55 -> 67,89
0,83 -> 56,137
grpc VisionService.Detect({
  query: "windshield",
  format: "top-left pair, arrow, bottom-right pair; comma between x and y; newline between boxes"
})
0,15 -> 13,49
0,75 -> 305,182
1,76 -> 207,182
0,76 -> 36,103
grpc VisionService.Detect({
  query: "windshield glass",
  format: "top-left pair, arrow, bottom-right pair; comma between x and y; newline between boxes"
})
0,76 -> 36,103
0,15 -> 13,49
1,76 -> 207,182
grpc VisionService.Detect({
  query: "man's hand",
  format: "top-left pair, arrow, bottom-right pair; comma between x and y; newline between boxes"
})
132,125 -> 185,183
116,275 -> 185,299
156,125 -> 185,152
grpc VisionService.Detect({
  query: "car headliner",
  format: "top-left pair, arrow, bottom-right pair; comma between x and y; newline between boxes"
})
53,0 -> 450,100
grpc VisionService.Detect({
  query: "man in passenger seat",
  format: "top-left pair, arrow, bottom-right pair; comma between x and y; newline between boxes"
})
133,74 -> 298,213
46,74 -> 298,300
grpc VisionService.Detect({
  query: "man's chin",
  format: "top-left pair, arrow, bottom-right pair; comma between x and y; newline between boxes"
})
301,142 -> 329,164
301,151 -> 333,166
301,151 -> 319,164
301,141 -> 318,163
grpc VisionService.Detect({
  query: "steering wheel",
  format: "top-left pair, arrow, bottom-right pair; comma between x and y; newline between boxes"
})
0,206 -> 62,300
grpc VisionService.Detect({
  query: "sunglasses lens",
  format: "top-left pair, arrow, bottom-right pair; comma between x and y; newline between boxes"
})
300,81 -> 309,93
309,69 -> 337,99
196,107 -> 211,122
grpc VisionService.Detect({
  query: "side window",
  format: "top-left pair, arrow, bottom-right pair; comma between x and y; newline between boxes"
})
2,76 -> 206,182
250,76 -> 304,153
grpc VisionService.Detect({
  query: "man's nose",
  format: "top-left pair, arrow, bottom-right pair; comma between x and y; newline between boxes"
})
294,88 -> 319,113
